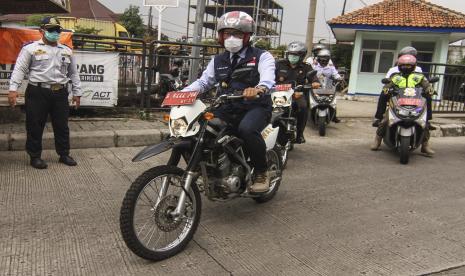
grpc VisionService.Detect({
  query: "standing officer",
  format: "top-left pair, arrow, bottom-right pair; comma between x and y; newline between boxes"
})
8,17 -> 82,169
275,41 -> 315,143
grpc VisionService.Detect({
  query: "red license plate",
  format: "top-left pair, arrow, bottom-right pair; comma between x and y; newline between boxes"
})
162,91 -> 199,106
275,84 -> 292,91
398,98 -> 422,106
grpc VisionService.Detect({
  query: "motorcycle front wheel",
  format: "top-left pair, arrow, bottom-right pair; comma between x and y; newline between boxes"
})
318,116 -> 327,136
120,165 -> 201,261
399,136 -> 410,165
254,148 -> 282,203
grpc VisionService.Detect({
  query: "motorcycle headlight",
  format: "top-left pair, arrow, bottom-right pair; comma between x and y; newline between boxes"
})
396,107 -> 410,117
273,96 -> 287,107
170,117 -> 189,137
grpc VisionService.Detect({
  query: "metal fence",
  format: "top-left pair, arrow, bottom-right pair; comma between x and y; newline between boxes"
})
419,61 -> 465,113
72,34 -> 222,109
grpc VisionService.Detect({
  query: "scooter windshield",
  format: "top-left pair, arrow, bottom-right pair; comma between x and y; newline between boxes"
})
313,74 -> 336,96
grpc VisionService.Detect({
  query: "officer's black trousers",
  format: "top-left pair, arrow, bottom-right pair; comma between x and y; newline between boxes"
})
214,103 -> 271,173
375,92 -> 433,121
294,94 -> 309,138
25,85 -> 70,158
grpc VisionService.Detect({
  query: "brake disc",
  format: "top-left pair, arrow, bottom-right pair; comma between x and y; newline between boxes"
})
154,195 -> 183,232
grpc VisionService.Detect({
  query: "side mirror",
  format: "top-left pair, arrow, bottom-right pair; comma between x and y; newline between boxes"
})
381,78 -> 391,84
429,76 -> 440,83
306,70 -> 317,81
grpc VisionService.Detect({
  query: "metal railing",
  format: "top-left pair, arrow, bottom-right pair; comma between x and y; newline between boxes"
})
72,34 -> 223,108
419,61 -> 465,113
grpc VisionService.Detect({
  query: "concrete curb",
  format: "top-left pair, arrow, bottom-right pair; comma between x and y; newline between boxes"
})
3,129 -> 166,151
1,122 -> 464,151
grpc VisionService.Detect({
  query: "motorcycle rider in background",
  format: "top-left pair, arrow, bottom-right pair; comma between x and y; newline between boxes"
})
275,41 -> 318,144
373,46 -> 432,127
313,49 -> 342,123
305,43 -> 334,68
370,54 -> 435,156
182,11 -> 276,194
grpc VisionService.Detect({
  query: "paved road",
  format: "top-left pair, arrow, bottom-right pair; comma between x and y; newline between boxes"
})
1,121 -> 465,276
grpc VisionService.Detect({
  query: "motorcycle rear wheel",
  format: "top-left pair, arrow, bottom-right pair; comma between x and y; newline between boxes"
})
254,148 -> 282,203
399,136 -> 410,165
120,165 -> 201,261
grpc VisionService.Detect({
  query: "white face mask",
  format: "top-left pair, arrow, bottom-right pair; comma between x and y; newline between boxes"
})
224,36 -> 243,53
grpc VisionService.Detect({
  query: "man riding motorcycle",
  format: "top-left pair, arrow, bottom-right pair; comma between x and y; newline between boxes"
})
275,41 -> 317,144
370,54 -> 435,156
313,49 -> 342,123
373,46 -> 434,129
182,11 -> 275,193
305,43 -> 334,68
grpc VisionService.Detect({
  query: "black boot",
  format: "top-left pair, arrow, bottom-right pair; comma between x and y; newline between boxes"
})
59,155 -> 77,166
333,117 -> 341,123
30,158 -> 48,169
295,136 -> 306,144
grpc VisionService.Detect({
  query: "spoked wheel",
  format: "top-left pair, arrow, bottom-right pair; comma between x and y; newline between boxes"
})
280,140 -> 292,169
399,136 -> 410,165
318,116 -> 326,136
120,165 -> 201,261
254,148 -> 282,203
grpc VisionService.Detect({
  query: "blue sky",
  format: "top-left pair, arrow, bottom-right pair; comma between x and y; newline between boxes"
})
99,0 -> 465,44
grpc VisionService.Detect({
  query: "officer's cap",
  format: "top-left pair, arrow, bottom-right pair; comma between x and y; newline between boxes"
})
41,16 -> 61,29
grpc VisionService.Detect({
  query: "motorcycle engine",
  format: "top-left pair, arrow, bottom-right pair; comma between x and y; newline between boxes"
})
208,152 -> 245,197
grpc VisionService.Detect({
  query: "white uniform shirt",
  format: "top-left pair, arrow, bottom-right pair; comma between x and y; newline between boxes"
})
9,39 -> 82,96
385,65 -> 423,78
313,63 -> 341,80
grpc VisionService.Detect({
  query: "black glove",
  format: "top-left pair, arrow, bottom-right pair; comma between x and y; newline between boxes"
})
372,119 -> 381,127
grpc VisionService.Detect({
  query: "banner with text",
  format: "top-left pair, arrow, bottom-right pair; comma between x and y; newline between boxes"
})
0,51 -> 119,107
74,51 -> 119,107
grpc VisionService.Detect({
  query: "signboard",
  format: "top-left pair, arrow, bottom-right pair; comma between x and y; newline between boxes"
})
143,0 -> 179,7
0,64 -> 26,106
398,98 -> 423,106
74,51 -> 119,107
275,84 -> 292,92
162,91 -> 198,106
0,51 -> 118,107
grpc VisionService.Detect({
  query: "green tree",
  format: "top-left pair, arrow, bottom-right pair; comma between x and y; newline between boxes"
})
25,14 -> 53,27
75,26 -> 101,35
330,43 -> 354,69
119,5 -> 145,38
254,39 -> 271,50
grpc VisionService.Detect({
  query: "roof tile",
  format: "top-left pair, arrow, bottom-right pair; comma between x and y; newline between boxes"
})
329,0 -> 465,28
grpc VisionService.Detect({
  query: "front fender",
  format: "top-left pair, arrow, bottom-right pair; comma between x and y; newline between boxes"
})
132,138 -> 191,162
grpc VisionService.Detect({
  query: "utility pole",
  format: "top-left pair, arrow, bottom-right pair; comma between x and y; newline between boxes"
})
342,0 -> 348,15
305,0 -> 317,59
148,6 -> 153,36
189,0 -> 206,83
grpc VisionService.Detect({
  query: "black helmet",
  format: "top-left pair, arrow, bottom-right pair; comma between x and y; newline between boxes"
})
399,46 -> 418,57
317,49 -> 331,66
312,43 -> 326,56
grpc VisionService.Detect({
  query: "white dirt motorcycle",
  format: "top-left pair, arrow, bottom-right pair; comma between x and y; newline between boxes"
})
381,76 -> 439,164
271,83 -> 297,168
309,74 -> 338,136
120,91 -> 283,261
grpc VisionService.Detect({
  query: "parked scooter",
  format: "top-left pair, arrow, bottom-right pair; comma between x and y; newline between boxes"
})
309,74 -> 338,136
120,91 -> 283,261
380,76 -> 439,164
